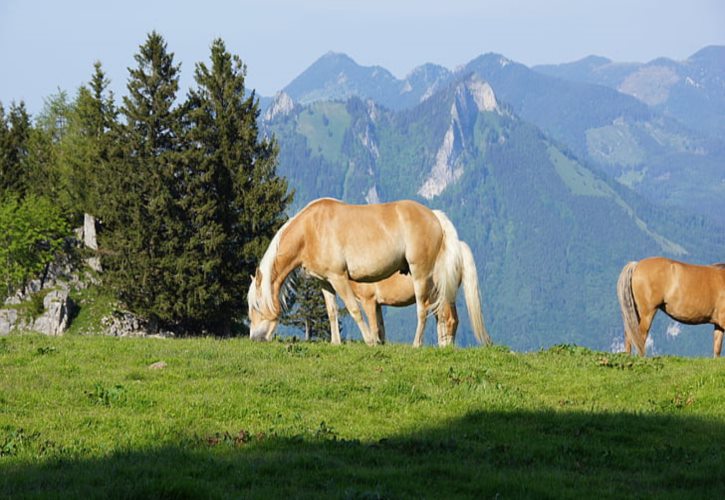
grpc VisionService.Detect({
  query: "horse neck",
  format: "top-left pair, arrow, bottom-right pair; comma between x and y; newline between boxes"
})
267,221 -> 304,313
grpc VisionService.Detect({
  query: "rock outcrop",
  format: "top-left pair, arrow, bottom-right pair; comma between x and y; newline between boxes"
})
101,311 -> 174,338
1,213 -> 99,336
0,287 -> 74,336
264,92 -> 296,121
31,288 -> 74,336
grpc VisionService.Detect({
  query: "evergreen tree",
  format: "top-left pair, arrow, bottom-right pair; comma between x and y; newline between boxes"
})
25,65 -> 119,223
60,62 -> 117,219
0,101 -> 32,197
281,273 -> 340,341
180,38 -> 291,334
100,31 -> 184,327
22,91 -> 72,206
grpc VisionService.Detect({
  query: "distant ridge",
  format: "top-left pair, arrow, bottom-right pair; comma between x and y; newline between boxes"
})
283,52 -> 452,109
262,47 -> 725,223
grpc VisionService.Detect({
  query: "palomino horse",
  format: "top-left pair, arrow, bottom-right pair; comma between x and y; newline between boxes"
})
247,198 -> 462,346
617,257 -> 725,357
322,241 -> 491,347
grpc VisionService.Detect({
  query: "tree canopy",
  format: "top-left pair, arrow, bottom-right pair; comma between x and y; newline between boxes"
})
0,33 -> 293,336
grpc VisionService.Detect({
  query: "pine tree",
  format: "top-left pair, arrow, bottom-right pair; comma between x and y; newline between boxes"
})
65,62 -> 118,219
100,31 -> 184,327
281,273 -> 339,341
180,38 -> 291,334
33,63 -> 119,222
0,101 -> 32,198
22,91 -> 72,207
99,34 -> 290,335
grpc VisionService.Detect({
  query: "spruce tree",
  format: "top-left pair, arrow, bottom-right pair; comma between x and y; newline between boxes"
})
40,63 -> 118,222
100,32 -> 184,327
181,38 -> 291,334
0,101 -> 32,198
22,91 -> 73,207
281,274 -> 340,341
67,62 -> 117,218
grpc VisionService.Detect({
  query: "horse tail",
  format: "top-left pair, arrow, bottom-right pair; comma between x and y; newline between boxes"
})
457,241 -> 491,345
431,210 -> 463,319
616,261 -> 643,355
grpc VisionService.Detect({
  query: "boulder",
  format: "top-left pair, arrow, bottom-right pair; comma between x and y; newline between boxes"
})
101,311 -> 174,338
32,288 -> 74,336
83,213 -> 99,250
0,308 -> 19,336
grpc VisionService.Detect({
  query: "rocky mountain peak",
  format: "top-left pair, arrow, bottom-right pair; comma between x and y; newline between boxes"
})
264,92 -> 296,121
463,76 -> 498,112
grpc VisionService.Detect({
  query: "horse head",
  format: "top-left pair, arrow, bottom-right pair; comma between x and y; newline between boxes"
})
247,269 -> 279,341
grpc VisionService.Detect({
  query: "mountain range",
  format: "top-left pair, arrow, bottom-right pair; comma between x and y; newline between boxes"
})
258,48 -> 724,355
270,48 -> 725,225
534,46 -> 725,139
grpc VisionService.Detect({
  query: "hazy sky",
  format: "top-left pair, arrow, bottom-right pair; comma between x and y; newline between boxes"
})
1,0 -> 724,114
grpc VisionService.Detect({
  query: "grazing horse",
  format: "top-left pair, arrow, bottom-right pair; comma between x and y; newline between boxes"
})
247,198 -> 462,346
322,241 -> 491,347
617,257 -> 725,357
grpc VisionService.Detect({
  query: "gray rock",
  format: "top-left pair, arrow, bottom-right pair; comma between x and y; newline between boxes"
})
32,288 -> 74,336
0,288 -> 74,336
83,213 -> 98,250
85,256 -> 102,273
101,311 -> 174,338
0,308 -> 19,336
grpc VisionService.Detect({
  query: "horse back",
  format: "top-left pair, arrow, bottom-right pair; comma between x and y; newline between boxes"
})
297,199 -> 443,282
634,257 -> 724,321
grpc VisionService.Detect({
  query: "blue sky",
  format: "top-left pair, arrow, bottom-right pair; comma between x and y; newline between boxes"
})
1,0 -> 724,114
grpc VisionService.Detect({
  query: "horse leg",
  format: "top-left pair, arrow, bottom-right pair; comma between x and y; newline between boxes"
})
636,307 -> 657,357
446,303 -> 459,345
624,336 -> 632,354
375,303 -> 386,343
328,276 -> 377,346
713,326 -> 723,358
436,303 -> 459,347
361,298 -> 383,344
412,278 -> 432,348
436,315 -> 446,346
321,288 -> 341,345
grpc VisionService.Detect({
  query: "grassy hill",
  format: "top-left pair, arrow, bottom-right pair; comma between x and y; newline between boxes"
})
2,334 -> 724,498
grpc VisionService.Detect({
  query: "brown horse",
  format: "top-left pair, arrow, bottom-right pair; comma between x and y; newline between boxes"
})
247,198 -> 462,346
322,241 -> 491,347
617,257 -> 725,357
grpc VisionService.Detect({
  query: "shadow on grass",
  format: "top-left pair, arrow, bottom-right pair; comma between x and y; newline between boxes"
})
2,409 -> 724,499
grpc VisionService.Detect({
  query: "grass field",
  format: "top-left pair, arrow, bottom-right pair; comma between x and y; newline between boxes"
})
1,334 -> 724,498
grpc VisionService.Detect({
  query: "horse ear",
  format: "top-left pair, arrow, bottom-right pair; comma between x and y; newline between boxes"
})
255,268 -> 262,287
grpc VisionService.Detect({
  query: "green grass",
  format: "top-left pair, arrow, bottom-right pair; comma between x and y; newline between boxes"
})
1,335 -> 724,498
66,285 -> 116,335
